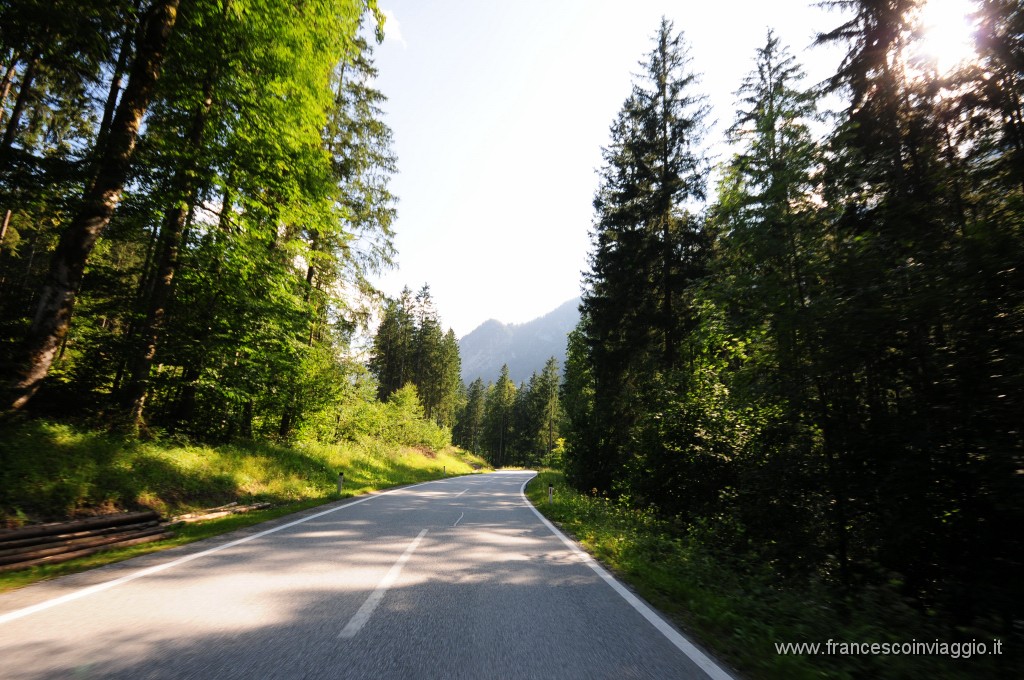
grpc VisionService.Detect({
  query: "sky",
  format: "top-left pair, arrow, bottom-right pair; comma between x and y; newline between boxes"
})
367,0 -> 853,338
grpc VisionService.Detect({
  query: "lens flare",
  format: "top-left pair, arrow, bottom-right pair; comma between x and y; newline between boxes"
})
913,0 -> 979,75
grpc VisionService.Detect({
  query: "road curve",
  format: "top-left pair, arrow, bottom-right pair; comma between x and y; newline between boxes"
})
0,471 -> 734,679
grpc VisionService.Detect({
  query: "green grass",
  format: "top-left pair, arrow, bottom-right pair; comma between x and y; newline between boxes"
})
525,471 -> 1012,680
0,419 -> 488,592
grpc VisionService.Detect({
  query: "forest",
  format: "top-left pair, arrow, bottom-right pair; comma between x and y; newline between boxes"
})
368,284 -> 563,469
0,0 -> 563,478
0,0 -> 398,439
0,0 -> 1021,671
562,1 -> 1022,655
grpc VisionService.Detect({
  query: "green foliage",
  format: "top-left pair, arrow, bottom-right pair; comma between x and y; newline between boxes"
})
333,382 -> 451,452
526,472 -> 1011,680
482,364 -> 516,466
577,17 -> 711,493
0,417 -> 477,525
569,11 -> 1023,664
0,1 -> 398,438
453,377 -> 486,452
369,285 -> 462,428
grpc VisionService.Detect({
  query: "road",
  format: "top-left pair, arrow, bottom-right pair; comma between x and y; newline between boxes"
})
0,471 -> 734,679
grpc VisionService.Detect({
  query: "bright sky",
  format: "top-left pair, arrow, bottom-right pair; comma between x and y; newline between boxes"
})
368,0 -> 851,337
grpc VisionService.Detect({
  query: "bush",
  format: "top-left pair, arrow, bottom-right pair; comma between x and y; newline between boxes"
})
333,383 -> 450,452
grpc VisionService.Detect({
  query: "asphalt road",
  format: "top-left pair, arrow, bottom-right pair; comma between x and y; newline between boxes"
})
0,471 -> 734,679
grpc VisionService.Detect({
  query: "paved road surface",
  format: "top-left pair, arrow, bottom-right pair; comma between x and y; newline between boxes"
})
0,471 -> 733,679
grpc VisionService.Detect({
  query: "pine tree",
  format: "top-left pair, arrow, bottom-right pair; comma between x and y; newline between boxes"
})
434,329 -> 462,429
813,0 -> 1024,619
369,287 -> 415,400
482,364 -> 515,467
369,284 -> 461,429
706,30 -> 829,569
578,17 -> 710,492
532,356 -> 562,456
454,377 -> 487,453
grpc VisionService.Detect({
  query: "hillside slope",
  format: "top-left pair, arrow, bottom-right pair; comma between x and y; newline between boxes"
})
459,297 -> 580,384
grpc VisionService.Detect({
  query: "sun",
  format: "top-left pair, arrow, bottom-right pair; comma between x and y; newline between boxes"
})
911,0 -> 980,75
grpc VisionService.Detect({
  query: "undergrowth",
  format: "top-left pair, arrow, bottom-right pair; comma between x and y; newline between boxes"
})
0,419 -> 488,591
525,471 -> 1013,680
0,420 -> 485,523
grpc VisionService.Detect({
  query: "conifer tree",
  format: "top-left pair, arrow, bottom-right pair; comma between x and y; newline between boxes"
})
454,377 -> 487,453
482,364 -> 515,467
578,17 -> 710,492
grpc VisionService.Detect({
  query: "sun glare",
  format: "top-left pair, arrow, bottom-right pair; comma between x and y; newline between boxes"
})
912,0 -> 980,75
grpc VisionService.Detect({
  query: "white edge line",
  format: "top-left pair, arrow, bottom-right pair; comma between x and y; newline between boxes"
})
519,475 -> 736,680
0,479 -> 440,626
338,528 -> 428,639
453,512 -> 464,527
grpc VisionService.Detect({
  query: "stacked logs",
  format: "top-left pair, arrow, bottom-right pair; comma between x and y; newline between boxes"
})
171,501 -> 270,523
0,511 -> 172,573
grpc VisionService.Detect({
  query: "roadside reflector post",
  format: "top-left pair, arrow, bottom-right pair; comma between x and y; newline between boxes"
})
337,472 -> 344,495
443,465 -> 446,476
548,484 -> 554,504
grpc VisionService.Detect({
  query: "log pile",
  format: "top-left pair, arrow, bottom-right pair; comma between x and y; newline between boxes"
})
171,501 -> 271,523
0,511 -> 172,573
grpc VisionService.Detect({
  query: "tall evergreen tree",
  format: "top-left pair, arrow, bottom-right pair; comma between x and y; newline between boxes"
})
707,30 -> 830,568
454,377 -> 487,454
810,0 -> 1024,619
369,286 -> 415,399
578,17 -> 710,492
482,364 -> 515,467
533,356 -> 562,456
434,329 -> 462,429
369,284 -> 461,428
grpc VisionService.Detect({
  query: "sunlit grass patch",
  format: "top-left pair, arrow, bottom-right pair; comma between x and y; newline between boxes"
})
0,419 -> 488,591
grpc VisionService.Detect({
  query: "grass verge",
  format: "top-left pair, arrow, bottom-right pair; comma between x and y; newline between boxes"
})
525,470 -> 1011,680
0,419 -> 488,592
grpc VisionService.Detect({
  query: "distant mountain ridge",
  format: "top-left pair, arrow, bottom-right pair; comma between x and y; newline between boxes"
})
459,297 -> 581,385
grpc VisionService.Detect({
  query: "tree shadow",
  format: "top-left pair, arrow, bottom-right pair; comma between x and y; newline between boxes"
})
0,475 -> 714,679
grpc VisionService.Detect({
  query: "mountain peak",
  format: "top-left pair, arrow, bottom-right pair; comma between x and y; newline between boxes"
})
459,297 -> 581,384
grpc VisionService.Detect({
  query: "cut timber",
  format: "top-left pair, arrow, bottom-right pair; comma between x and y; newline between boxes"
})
0,531 -> 172,573
0,511 -> 160,543
172,502 -> 271,523
0,526 -> 167,565
0,520 -> 161,551
0,523 -> 163,562
0,510 -> 172,573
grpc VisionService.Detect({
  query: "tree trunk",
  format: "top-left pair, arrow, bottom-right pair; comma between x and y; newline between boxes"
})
0,209 -> 10,254
6,0 -> 181,411
0,51 -> 21,124
278,407 -> 293,439
0,50 -> 40,159
125,0 -> 229,428
96,2 -> 142,153
240,400 -> 253,439
123,188 -> 199,425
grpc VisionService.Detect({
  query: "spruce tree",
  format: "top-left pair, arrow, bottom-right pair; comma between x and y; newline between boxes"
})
579,17 -> 710,492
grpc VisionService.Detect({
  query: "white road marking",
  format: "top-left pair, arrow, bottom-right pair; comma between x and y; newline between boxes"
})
454,488 -> 468,497
338,529 -> 429,639
519,475 -> 736,680
453,512 -> 465,527
0,480 -> 443,626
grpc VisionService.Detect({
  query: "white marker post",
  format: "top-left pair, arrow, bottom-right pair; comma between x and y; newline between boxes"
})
548,484 -> 553,504
337,472 -> 344,495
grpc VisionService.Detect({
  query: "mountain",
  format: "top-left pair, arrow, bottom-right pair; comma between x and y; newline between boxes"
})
459,297 -> 581,385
